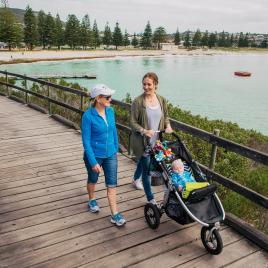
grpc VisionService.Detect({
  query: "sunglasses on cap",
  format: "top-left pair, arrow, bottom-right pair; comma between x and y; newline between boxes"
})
100,95 -> 112,100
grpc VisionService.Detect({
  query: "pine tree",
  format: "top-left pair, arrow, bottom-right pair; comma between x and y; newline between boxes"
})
80,14 -> 91,49
37,10 -> 47,48
174,28 -> 180,45
45,13 -> 55,48
238,32 -> 244,47
140,21 -> 152,49
201,30 -> 209,47
225,33 -> 231,47
123,30 -> 130,47
218,31 -> 226,47
208,32 -> 217,48
24,5 -> 38,50
183,30 -> 191,48
54,14 -> 64,49
65,14 -> 80,49
243,33 -> 249,47
13,22 -> 24,48
192,29 -> 201,46
230,34 -> 234,47
153,26 -> 166,49
92,20 -> 100,48
112,22 -> 123,49
0,7 -> 23,50
1,0 -> 8,8
260,38 -> 267,48
131,33 -> 139,47
102,22 -> 112,47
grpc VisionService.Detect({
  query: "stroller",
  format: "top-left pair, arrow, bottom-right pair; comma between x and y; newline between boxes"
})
144,132 -> 225,255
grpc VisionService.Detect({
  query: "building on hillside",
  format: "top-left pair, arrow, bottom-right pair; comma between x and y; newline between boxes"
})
254,35 -> 265,46
0,42 -> 7,49
160,42 -> 178,50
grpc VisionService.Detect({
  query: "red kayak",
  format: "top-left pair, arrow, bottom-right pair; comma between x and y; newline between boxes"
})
234,71 -> 251,77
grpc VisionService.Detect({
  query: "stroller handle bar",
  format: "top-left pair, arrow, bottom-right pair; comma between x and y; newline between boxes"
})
145,130 -> 182,145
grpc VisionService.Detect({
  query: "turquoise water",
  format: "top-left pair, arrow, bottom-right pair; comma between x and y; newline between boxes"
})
1,54 -> 268,135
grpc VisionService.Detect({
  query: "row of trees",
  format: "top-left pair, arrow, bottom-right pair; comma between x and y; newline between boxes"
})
0,5 -> 168,50
181,29 -> 268,49
0,3 -> 267,50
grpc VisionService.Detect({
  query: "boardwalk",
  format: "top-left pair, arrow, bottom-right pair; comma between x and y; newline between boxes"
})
0,96 -> 267,268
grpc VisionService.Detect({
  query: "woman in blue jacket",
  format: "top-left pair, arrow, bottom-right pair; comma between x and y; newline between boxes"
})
82,84 -> 126,226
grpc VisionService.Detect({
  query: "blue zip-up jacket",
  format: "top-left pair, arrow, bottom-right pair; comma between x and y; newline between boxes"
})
82,106 -> 118,167
171,171 -> 195,190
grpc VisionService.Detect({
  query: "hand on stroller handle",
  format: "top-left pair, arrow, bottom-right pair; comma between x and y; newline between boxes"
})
144,130 -> 182,149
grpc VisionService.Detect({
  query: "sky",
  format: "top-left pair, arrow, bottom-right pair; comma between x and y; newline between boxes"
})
6,0 -> 268,34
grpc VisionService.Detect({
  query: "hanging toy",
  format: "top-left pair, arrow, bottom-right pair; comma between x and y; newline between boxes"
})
155,151 -> 165,162
153,140 -> 175,162
154,140 -> 164,151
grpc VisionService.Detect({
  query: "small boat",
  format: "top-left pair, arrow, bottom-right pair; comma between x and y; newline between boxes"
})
234,71 -> 251,77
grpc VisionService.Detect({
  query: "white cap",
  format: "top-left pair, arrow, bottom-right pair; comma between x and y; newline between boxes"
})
90,84 -> 115,98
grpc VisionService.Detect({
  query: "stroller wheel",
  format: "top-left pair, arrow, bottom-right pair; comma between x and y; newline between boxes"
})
201,226 -> 223,255
144,203 -> 160,229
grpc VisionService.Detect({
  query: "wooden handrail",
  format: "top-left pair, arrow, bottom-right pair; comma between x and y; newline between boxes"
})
0,81 -> 83,114
0,70 -> 89,97
170,119 -> 268,165
0,71 -> 267,210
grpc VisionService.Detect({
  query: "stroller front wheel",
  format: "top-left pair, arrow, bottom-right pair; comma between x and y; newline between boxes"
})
144,203 -> 160,229
201,226 -> 223,255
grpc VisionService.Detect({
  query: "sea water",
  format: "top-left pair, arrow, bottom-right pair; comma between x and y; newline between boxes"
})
1,53 -> 267,135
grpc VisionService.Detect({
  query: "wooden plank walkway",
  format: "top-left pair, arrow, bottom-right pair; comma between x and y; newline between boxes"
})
0,96 -> 267,268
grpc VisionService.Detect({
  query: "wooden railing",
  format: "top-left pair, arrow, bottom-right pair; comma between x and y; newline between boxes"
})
0,70 -> 267,250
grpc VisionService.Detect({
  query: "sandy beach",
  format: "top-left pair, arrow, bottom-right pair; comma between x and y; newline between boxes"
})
0,48 -> 233,64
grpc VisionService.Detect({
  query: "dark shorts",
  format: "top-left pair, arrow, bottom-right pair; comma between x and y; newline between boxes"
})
83,153 -> 118,188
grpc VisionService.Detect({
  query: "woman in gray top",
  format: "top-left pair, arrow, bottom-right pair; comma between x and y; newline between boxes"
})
130,72 -> 173,204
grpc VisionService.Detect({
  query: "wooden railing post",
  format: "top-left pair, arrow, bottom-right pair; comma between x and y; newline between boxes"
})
80,95 -> 83,111
128,133 -> 133,156
47,85 -> 51,114
80,95 -> 84,124
209,129 -> 220,170
24,75 -> 28,104
5,70 -> 9,96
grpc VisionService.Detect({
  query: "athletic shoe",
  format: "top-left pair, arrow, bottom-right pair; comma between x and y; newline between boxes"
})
148,199 -> 158,206
111,212 -> 126,226
88,199 -> 100,213
132,178 -> 144,190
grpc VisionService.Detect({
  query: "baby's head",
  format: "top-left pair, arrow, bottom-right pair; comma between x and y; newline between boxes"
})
171,159 -> 184,174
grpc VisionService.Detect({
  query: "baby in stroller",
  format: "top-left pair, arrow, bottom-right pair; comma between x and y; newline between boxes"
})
171,159 -> 209,198
171,159 -> 195,191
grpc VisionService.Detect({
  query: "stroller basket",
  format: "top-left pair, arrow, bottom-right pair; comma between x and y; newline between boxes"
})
186,184 -> 217,203
165,192 -> 193,225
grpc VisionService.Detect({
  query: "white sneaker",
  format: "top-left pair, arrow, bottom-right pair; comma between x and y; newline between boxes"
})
148,199 -> 157,205
132,178 -> 144,190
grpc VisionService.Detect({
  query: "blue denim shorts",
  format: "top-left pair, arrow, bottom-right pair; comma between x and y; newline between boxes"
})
83,153 -> 118,188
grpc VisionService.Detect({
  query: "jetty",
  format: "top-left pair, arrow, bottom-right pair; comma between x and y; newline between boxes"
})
13,74 -> 97,80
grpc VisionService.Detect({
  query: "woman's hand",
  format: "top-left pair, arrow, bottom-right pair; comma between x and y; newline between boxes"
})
92,164 -> 102,173
165,124 -> 173,134
144,129 -> 156,138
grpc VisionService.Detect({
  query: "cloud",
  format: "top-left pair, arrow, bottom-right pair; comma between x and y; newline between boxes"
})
7,0 -> 268,33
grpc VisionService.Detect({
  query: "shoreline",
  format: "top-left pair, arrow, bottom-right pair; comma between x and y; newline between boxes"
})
1,48 -> 268,65
0,48 -> 238,65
